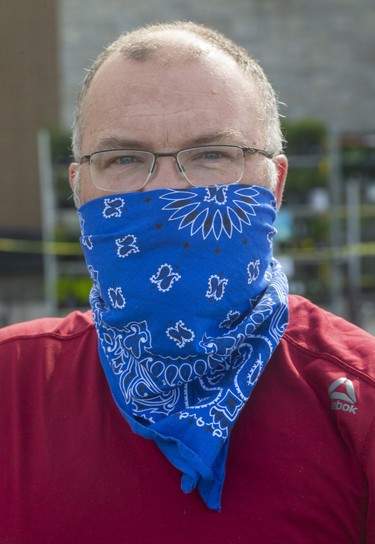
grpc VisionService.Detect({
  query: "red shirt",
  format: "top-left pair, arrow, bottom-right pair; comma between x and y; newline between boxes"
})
1,295 -> 374,543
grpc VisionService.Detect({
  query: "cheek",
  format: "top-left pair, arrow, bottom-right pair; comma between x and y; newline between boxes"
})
242,157 -> 264,184
242,159 -> 277,192
73,168 -> 97,206
78,172 -> 121,205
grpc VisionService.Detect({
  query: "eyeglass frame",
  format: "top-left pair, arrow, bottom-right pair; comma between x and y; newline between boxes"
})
78,144 -> 275,191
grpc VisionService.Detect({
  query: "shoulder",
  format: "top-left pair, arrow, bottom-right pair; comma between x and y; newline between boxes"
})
0,310 -> 96,347
0,310 -> 98,389
284,294 -> 375,380
278,295 -> 375,475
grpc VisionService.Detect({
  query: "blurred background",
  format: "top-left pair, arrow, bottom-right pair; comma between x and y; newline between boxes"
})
1,0 -> 374,332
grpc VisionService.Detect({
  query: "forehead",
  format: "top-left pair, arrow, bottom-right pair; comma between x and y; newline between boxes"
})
81,45 -> 261,150
86,41 -> 255,102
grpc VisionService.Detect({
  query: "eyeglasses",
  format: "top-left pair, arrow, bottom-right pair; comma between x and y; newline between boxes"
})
78,145 -> 274,193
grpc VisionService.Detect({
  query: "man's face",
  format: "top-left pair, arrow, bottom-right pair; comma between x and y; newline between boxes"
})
70,47 -> 286,205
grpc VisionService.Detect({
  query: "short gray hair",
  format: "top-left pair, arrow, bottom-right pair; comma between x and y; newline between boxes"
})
71,21 -> 283,160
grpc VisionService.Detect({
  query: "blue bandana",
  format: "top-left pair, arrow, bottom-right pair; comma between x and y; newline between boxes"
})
78,184 -> 289,510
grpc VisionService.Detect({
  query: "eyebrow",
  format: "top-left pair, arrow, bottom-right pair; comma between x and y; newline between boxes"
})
94,129 -> 251,152
95,136 -> 146,151
186,129 -> 250,147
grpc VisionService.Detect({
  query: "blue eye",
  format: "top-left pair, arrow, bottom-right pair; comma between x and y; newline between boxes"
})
115,155 -> 140,164
188,148 -> 235,163
97,152 -> 148,170
201,151 -> 223,160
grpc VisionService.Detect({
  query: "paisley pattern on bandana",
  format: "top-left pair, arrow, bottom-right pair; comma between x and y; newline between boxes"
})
79,184 -> 289,511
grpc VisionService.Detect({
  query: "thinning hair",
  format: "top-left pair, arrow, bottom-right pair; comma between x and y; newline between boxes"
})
71,21 -> 283,160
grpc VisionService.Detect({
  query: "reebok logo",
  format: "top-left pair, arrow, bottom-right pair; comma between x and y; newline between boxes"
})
328,377 -> 358,415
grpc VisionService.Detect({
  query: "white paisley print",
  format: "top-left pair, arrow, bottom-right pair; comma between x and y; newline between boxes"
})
79,184 -> 289,510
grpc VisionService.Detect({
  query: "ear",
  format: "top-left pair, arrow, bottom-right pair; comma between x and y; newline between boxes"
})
69,162 -> 79,192
273,154 -> 288,209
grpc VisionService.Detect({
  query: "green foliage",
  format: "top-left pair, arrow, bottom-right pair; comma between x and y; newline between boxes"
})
280,118 -> 329,202
57,275 -> 91,307
285,164 -> 328,197
281,118 -> 327,155
46,127 -> 73,207
48,126 -> 72,159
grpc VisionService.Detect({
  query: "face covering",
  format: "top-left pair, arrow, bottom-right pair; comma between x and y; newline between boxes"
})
78,184 -> 289,511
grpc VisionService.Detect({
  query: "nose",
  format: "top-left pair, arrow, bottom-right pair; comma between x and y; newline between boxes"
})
142,155 -> 191,191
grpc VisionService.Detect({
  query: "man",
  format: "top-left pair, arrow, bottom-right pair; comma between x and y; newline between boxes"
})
1,21 -> 374,543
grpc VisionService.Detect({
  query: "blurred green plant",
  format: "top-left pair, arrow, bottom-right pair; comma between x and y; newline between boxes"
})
281,118 -> 327,156
280,118 -> 329,202
57,275 -> 91,307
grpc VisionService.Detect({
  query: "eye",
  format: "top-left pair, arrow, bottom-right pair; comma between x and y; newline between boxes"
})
114,155 -> 140,165
190,148 -> 232,163
96,150 -> 149,170
201,150 -> 223,160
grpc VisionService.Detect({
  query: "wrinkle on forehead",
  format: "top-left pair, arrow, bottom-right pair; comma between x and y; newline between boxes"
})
84,42 -> 253,105
80,47 -> 264,154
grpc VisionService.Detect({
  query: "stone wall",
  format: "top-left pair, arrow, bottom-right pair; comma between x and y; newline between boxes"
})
59,0 -> 375,134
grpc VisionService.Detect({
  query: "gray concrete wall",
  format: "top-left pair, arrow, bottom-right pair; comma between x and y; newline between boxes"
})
59,0 -> 375,134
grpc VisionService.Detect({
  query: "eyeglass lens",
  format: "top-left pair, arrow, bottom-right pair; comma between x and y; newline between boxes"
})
89,146 -> 246,192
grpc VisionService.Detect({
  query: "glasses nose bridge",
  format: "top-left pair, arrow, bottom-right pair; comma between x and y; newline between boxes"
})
151,151 -> 184,176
